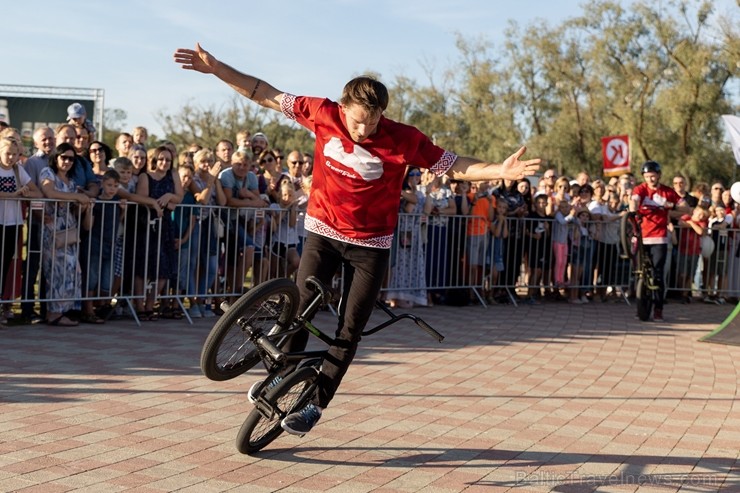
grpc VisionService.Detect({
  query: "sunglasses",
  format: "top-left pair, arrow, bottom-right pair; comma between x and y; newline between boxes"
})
89,147 -> 103,153
59,155 -> 75,162
261,157 -> 275,164
408,171 -> 421,177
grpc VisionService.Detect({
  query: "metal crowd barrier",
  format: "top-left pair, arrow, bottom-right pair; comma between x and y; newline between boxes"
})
382,212 -> 740,307
2,198 -> 738,322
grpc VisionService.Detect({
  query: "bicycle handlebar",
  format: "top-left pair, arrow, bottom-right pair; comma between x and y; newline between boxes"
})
367,300 -> 445,342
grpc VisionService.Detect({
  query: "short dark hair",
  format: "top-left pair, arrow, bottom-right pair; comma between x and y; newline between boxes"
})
102,169 -> 120,182
340,76 -> 389,114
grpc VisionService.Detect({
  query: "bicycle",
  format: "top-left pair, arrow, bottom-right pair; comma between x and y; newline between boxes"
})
620,211 -> 659,321
199,276 -> 444,454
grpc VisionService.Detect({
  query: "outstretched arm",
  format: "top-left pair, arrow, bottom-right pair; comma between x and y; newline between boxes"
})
173,43 -> 283,111
447,146 -> 541,182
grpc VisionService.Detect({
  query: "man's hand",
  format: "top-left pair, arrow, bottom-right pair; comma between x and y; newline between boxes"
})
500,146 -> 541,181
173,43 -> 217,74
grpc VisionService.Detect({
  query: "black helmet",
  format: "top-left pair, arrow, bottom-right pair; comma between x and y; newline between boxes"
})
641,160 -> 661,174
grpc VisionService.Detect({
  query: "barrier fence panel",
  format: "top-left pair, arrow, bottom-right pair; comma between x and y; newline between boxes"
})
2,198 -> 738,323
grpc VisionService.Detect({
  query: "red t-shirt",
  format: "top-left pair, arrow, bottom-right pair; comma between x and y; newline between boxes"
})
632,183 -> 681,245
281,94 -> 456,248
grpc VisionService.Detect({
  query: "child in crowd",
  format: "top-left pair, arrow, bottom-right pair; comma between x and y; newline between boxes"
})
114,156 -> 137,193
704,204 -> 731,303
81,169 -> 124,323
489,198 -> 508,303
676,206 -> 709,303
295,175 -> 312,257
466,181 -> 494,304
269,180 -> 301,278
552,200 -> 575,290
568,208 -> 593,304
525,192 -> 551,303
174,165 -> 198,318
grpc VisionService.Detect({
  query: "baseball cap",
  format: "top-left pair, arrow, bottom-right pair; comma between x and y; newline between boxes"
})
67,102 -> 86,120
251,132 -> 269,145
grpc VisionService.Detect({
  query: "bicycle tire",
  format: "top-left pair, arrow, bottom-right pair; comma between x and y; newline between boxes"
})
200,278 -> 300,381
636,276 -> 653,321
235,365 -> 319,454
620,212 -> 639,260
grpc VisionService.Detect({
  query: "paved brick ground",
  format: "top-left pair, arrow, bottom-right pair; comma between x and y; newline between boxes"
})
1,299 -> 739,492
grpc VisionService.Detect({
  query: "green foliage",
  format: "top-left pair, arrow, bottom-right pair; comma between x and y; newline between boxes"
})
156,0 -> 738,184
155,95 -> 315,155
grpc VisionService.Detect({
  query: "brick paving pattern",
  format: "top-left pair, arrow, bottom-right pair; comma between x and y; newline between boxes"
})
1,301 -> 739,492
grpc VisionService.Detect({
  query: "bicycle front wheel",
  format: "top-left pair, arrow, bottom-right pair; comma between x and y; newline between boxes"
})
235,365 -> 319,454
200,278 -> 300,381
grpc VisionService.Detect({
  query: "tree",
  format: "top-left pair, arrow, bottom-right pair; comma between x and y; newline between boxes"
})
155,95 -> 314,154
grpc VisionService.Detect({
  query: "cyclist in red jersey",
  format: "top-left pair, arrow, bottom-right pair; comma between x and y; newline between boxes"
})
630,161 -> 689,321
174,43 -> 541,435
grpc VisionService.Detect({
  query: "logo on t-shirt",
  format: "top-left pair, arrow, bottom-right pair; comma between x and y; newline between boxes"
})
644,193 -> 667,208
323,137 -> 383,181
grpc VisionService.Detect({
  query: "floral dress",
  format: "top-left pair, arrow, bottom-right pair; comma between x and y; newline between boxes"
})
40,167 -> 82,314
387,191 -> 427,306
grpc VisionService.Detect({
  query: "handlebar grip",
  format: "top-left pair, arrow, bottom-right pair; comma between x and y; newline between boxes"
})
257,334 -> 286,364
414,318 -> 445,343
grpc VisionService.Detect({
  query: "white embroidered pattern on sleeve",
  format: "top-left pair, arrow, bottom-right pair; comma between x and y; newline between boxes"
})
281,93 -> 297,121
431,150 -> 457,176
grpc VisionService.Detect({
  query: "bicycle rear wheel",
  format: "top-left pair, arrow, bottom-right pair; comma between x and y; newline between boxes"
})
200,278 -> 300,381
636,276 -> 653,321
235,365 -> 319,454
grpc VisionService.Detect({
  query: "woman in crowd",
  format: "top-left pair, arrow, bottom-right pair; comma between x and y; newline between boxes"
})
134,145 -> 182,320
86,140 -> 112,178
258,148 -> 290,203
422,172 -> 455,304
492,179 -> 528,299
39,143 -> 93,326
588,181 -> 625,301
386,167 -> 427,308
128,144 -> 148,178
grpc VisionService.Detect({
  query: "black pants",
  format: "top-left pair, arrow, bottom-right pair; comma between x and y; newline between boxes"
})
645,243 -> 668,310
282,232 -> 390,408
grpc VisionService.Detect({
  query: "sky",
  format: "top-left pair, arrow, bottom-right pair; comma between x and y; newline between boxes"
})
3,0 -> 738,140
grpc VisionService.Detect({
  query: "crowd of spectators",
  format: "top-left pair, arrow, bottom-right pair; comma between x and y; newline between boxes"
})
0,101 -> 738,326
0,103 -> 314,325
383,163 -> 740,310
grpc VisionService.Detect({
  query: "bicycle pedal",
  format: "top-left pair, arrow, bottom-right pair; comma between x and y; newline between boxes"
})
254,399 -> 276,420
